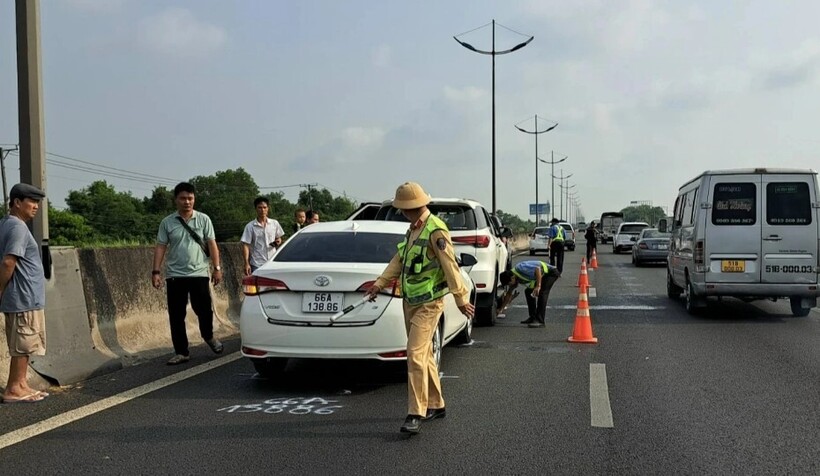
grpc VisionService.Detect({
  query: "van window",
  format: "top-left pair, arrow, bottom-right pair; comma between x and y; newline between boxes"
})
766,182 -> 812,225
712,182 -> 756,225
682,191 -> 695,226
689,188 -> 699,225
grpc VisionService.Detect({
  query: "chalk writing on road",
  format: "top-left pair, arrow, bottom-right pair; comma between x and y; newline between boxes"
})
217,397 -> 343,415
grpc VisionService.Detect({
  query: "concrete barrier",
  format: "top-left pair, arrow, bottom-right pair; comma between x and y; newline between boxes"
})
1,243 -> 246,391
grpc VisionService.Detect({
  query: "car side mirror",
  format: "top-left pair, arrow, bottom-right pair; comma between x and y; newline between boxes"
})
657,219 -> 667,233
631,236 -> 638,241
499,226 -> 513,238
459,253 -> 478,267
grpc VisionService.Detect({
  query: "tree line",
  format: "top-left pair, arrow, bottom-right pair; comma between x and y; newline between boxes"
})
47,168 -> 359,246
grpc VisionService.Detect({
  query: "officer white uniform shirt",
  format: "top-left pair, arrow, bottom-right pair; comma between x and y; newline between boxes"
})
240,218 -> 285,269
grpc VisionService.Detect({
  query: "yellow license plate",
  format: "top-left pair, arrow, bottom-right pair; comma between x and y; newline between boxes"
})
721,260 -> 745,272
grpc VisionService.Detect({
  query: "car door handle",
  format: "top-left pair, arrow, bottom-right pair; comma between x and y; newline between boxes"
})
763,235 -> 782,241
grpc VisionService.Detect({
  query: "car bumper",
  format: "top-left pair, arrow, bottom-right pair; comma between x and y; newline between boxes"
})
240,298 -> 408,360
691,281 -> 820,298
635,250 -> 669,261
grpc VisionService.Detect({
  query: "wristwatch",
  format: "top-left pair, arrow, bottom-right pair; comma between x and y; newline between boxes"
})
214,265 -> 222,272
151,270 -> 161,276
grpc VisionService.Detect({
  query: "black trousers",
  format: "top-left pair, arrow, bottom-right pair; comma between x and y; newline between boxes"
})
524,273 -> 561,323
549,241 -> 565,273
586,241 -> 597,263
166,277 -> 214,356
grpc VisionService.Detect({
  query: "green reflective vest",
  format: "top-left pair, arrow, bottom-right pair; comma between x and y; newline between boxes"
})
551,224 -> 565,242
511,261 -> 550,289
397,215 -> 450,305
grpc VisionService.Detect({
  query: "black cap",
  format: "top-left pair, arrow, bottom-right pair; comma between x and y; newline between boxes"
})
9,183 -> 46,202
550,217 -> 560,224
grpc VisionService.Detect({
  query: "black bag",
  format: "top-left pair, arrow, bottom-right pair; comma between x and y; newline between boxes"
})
176,216 -> 210,257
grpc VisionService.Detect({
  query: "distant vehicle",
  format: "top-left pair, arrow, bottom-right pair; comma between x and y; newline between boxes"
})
576,221 -> 587,231
529,226 -> 550,255
240,221 -> 476,378
352,197 -> 512,327
632,228 -> 671,266
613,222 -> 650,253
558,222 -> 576,251
664,168 -> 820,317
599,212 -> 624,244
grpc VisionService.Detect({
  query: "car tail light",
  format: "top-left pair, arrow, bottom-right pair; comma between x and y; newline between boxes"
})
694,240 -> 706,272
379,350 -> 407,359
242,346 -> 266,356
357,279 -> 401,297
452,235 -> 491,248
639,243 -> 649,249
242,276 -> 289,296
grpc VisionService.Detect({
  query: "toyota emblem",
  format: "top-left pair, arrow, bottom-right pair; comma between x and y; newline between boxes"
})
314,275 -> 331,287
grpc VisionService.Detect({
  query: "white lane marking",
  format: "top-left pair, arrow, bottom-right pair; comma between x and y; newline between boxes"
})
0,352 -> 243,451
590,363 -> 614,428
511,304 -> 664,310
588,287 -> 597,298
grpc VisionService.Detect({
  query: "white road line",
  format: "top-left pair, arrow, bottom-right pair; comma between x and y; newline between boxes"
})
0,352 -> 243,451
590,363 -> 614,428
588,287 -> 597,298
511,304 -> 664,310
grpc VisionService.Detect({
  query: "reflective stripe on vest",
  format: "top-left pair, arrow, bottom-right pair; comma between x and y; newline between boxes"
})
552,225 -> 565,242
398,215 -> 450,305
511,261 -> 549,289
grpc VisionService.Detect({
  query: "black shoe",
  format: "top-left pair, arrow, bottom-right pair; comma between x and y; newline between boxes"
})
521,318 -> 534,324
422,407 -> 446,421
400,415 -> 422,434
528,322 -> 546,328
206,338 -> 224,354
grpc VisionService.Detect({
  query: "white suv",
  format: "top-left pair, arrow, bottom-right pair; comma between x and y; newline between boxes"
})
613,221 -> 650,253
350,198 -> 512,326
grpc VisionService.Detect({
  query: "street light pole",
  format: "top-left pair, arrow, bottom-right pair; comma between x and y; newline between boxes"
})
538,151 -> 567,222
554,170 -> 573,219
515,115 -> 557,225
455,20 -> 533,214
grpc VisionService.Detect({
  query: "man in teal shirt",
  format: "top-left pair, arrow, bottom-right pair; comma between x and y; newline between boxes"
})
500,260 -> 561,328
152,182 -> 224,365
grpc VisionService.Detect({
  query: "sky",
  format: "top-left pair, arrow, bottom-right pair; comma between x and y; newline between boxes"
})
2,0 -> 820,223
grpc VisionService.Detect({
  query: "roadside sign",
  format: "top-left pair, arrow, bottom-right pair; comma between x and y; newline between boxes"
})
529,203 -> 549,215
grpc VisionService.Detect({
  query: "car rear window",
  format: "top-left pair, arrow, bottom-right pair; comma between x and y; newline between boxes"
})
275,232 -> 402,263
642,230 -> 670,239
533,227 -> 549,236
375,204 -> 477,231
620,224 -> 647,234
560,224 -> 573,232
712,182 -> 756,225
766,182 -> 812,225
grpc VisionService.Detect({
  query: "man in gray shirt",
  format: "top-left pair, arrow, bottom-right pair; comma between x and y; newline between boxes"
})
0,183 -> 48,403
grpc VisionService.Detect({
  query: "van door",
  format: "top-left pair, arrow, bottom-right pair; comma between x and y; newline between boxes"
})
704,174 -> 762,284
760,174 -> 818,284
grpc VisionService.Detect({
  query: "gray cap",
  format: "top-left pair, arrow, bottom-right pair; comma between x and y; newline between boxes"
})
9,183 -> 46,201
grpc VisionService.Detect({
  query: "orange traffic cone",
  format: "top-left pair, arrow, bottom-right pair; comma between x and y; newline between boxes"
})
590,249 -> 599,269
577,257 -> 590,289
568,286 -> 598,343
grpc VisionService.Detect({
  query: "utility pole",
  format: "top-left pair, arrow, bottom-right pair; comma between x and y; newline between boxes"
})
16,0 -> 50,276
0,146 -> 17,210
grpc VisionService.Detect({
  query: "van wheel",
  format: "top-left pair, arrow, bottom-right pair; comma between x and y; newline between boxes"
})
667,272 -> 682,298
684,280 -> 699,315
790,297 -> 811,317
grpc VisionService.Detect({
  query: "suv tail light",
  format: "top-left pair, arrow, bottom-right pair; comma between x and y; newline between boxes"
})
243,276 -> 289,296
452,235 -> 491,248
694,240 -> 706,272
639,243 -> 649,249
357,279 -> 401,297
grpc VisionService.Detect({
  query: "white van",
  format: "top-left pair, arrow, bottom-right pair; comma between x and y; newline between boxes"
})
662,168 -> 820,316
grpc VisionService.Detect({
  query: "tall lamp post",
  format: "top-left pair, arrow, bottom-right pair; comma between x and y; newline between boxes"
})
553,169 -> 573,220
539,151 -> 567,222
564,183 -> 577,219
515,115 -> 557,225
455,20 -> 533,214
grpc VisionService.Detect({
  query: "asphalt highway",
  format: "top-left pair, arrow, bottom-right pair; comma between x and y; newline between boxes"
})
1,249 -> 819,474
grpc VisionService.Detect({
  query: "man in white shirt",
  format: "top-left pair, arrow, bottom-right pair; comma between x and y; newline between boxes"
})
241,197 -> 285,275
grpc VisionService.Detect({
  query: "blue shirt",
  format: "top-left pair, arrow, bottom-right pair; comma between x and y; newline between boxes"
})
549,224 -> 564,241
0,215 -> 45,312
512,260 -> 557,288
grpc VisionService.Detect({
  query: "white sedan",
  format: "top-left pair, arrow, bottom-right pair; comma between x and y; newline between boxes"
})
240,221 -> 476,378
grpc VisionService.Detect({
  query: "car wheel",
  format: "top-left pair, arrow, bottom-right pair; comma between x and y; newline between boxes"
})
251,357 -> 287,379
475,276 -> 498,327
432,320 -> 443,370
790,296 -> 811,317
529,249 -> 535,256
684,279 -> 699,315
667,271 -> 682,298
613,246 -> 619,254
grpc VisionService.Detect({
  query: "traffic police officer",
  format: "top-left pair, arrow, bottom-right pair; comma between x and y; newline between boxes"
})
364,182 -> 475,435
548,217 -> 565,273
499,260 -> 561,328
